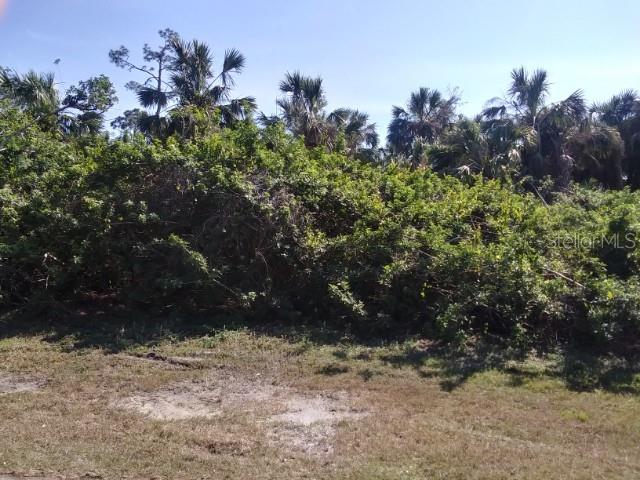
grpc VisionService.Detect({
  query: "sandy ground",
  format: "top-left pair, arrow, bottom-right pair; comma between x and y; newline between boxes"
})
0,375 -> 44,395
114,369 -> 367,455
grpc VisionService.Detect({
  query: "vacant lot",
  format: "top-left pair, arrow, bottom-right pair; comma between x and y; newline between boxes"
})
1,319 -> 640,479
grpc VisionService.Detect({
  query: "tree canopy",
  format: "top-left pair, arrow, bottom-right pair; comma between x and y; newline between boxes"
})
2,29 -> 640,352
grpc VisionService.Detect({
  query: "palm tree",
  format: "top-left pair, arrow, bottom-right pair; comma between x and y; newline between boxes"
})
0,69 -> 116,134
427,119 -> 491,178
592,90 -> 638,127
0,69 -> 59,130
327,108 -> 378,157
566,122 -> 624,189
257,112 -> 283,128
592,91 -> 640,187
169,39 -> 252,110
387,88 -> 459,166
482,68 -> 587,189
110,31 -> 255,139
274,73 -> 379,156
276,72 -> 328,148
538,91 -> 588,188
168,37 -> 256,136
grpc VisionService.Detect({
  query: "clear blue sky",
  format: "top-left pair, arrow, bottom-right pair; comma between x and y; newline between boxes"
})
1,0 -> 638,135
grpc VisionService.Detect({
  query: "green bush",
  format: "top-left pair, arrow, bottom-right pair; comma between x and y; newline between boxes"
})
2,106 -> 640,351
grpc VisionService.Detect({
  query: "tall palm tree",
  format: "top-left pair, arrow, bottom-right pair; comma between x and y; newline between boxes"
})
427,119 -> 491,178
327,108 -> 378,156
110,31 -> 255,139
592,90 -> 640,188
482,68 -> 586,189
277,71 -> 328,148
538,91 -> 588,188
387,87 -> 459,166
168,37 -> 256,136
274,73 -> 379,156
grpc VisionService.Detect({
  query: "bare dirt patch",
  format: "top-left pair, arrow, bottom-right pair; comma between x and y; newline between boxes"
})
0,375 -> 44,395
114,370 -> 367,455
269,394 -> 368,455
271,394 -> 365,425
113,371 -> 278,420
114,386 -> 221,420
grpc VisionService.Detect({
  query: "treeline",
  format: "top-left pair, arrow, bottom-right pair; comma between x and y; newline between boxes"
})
1,29 -> 638,194
1,30 -> 640,352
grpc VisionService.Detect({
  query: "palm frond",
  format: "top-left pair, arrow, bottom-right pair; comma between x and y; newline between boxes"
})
508,67 -> 528,103
481,105 -> 507,120
301,76 -> 325,108
527,69 -> 549,110
592,90 -> 639,126
328,108 -> 352,125
391,105 -> 407,119
137,86 -> 168,109
220,48 -> 245,87
258,112 -> 283,128
280,71 -> 305,94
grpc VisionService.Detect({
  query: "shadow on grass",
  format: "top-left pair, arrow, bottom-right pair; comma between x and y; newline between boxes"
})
0,301 -> 351,354
374,341 -> 640,394
0,306 -> 227,353
377,342 -> 525,392
560,354 -> 640,393
1,305 -> 639,394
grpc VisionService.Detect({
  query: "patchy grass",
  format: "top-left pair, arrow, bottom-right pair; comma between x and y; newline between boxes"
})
1,317 -> 640,479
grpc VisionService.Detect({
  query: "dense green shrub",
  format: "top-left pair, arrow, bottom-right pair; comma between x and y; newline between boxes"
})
2,105 -> 640,351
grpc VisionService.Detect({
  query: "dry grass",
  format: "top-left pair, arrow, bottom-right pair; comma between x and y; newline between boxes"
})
1,322 -> 640,479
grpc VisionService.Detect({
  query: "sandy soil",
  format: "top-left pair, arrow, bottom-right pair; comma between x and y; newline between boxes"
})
114,369 -> 367,454
0,375 -> 44,395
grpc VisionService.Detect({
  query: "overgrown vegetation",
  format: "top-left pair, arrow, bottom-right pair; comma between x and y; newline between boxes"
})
2,30 -> 640,354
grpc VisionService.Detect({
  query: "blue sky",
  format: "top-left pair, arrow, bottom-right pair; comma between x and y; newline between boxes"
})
1,0 -> 638,135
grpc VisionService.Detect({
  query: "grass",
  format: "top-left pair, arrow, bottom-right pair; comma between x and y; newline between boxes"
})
1,314 -> 640,479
